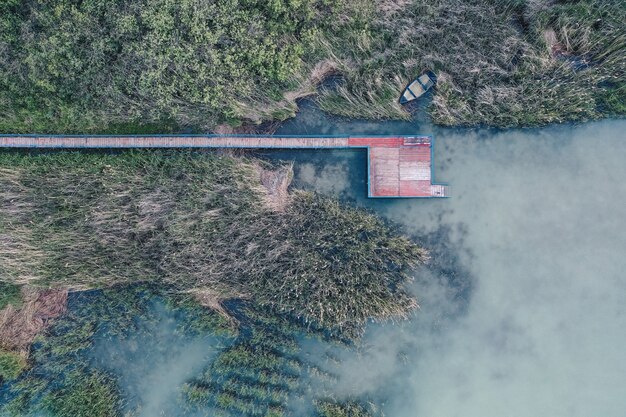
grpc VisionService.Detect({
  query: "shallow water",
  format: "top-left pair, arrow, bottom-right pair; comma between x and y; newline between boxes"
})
3,103 -> 623,417
90,301 -> 226,417
265,102 -> 626,417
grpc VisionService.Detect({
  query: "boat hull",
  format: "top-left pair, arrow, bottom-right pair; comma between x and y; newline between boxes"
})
400,72 -> 436,104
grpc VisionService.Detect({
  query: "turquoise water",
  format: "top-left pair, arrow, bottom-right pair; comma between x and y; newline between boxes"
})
2,103 -> 625,417
269,102 -> 626,417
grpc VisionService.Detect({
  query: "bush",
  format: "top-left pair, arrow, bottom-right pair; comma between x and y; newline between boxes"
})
2,0 -> 622,131
0,0 -> 344,133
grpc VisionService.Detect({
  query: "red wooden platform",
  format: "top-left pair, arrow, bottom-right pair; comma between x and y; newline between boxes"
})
0,135 -> 447,198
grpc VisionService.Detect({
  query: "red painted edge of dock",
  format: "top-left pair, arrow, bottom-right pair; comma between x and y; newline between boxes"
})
0,135 -> 448,198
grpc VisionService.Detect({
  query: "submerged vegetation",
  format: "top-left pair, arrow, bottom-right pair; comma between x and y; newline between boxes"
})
41,370 -> 121,417
0,286 -> 232,416
184,304 -> 343,417
0,287 -> 374,417
0,0 -> 623,132
0,288 -> 146,416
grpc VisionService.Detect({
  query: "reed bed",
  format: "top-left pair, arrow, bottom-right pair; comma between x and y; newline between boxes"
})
1,282 -> 372,417
316,0 -> 625,126
0,150 -> 425,335
1,0 -> 622,132
40,370 -> 122,417
185,302 -> 332,417
0,282 -> 22,310
0,285 -> 233,416
315,400 -> 375,417
0,349 -> 27,383
0,150 -> 423,413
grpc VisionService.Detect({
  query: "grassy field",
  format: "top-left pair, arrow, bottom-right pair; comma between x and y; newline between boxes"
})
0,150 -> 426,336
0,0 -> 623,133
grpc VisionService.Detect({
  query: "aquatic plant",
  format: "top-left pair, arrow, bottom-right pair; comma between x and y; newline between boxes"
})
0,349 -> 27,383
0,151 -> 425,336
1,149 -> 424,416
182,300 -> 351,417
315,400 -> 375,417
0,285 -> 235,416
250,327 -> 300,355
41,369 -> 122,417
0,376 -> 48,416
165,293 -> 237,337
0,0 -> 622,132
0,281 -> 349,417
318,0 -> 626,127
0,282 -> 22,310
216,345 -> 287,373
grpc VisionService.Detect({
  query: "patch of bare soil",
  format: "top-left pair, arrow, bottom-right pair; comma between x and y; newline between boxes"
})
255,163 -> 294,212
0,288 -> 68,355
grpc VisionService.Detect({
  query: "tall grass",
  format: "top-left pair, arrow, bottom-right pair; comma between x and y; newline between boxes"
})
184,301 -> 345,417
0,285 -> 232,416
0,349 -> 27,383
0,282 -> 22,310
1,0 -> 622,132
315,400 -> 375,417
316,0 -> 626,126
41,370 -> 122,417
0,150 -> 425,334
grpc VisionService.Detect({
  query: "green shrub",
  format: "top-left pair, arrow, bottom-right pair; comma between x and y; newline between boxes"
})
0,0 -> 344,133
2,0 -> 622,131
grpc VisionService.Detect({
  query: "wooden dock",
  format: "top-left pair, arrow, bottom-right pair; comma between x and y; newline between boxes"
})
0,135 -> 448,198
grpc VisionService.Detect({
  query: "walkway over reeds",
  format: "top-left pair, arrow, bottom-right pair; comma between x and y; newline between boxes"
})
0,135 -> 448,198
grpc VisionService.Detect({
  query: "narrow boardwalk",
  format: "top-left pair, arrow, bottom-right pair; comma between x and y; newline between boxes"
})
0,135 -> 448,198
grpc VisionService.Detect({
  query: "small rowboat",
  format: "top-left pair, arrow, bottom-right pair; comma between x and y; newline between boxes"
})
399,71 -> 436,104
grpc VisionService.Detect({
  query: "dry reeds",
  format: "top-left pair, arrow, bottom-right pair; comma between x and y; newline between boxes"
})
0,150 -> 425,334
0,288 -> 68,354
316,0 -> 625,126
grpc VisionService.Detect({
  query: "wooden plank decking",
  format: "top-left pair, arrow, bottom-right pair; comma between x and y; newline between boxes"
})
0,135 -> 448,198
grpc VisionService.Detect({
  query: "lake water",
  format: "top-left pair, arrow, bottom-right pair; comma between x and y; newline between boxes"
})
5,103 -> 624,417
264,102 -> 626,417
